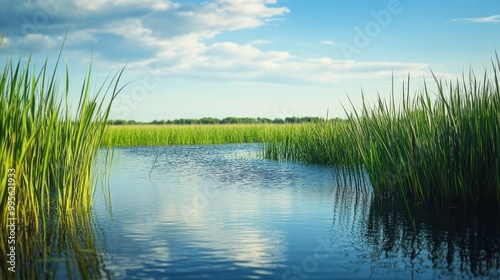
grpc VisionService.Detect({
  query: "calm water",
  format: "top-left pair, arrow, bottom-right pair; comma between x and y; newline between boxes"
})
87,144 -> 500,279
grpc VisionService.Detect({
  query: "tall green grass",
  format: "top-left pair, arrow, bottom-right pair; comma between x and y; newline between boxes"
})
0,48 -> 124,278
0,55 -> 123,225
102,123 -> 306,146
264,58 -> 500,207
262,119 -> 362,165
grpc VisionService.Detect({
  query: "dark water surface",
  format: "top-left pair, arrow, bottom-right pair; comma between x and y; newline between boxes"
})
89,144 -> 500,279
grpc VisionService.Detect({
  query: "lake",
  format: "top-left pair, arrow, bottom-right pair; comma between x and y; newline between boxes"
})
84,144 -> 499,279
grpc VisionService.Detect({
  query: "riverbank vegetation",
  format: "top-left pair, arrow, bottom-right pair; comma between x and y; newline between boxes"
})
265,58 -> 500,207
2,42 -> 498,242
103,58 -> 500,207
0,53 -> 123,225
0,49 -> 123,278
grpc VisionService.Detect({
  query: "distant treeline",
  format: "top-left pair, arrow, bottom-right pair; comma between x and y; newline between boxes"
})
107,116 -> 335,125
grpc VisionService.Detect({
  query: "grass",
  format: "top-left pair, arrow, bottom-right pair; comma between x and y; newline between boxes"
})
2,29 -> 497,277
0,55 -> 123,226
102,123 -> 310,146
103,58 -> 499,208
263,58 -> 500,207
103,56 -> 500,207
0,44 -> 124,278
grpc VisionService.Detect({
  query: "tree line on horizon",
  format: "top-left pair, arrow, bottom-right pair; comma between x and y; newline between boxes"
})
107,116 -> 335,125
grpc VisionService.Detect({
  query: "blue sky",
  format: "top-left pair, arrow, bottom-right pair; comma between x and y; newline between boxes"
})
1,0 -> 499,121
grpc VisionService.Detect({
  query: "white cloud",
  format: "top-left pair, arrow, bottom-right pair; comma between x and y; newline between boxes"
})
451,14 -> 500,23
144,40 -> 429,85
5,34 -> 58,51
267,51 -> 290,61
202,0 -> 288,19
104,19 -> 153,40
182,0 -> 289,35
2,0 -> 430,87
60,0 -> 289,72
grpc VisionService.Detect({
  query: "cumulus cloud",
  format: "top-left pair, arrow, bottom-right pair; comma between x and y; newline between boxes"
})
0,0 -> 429,86
3,33 -> 58,52
147,39 -> 428,85
193,0 -> 289,30
451,15 -> 500,23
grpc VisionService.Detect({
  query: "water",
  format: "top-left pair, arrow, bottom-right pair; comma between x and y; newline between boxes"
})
78,144 -> 500,279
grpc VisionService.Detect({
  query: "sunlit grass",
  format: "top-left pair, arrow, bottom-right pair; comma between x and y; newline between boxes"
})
0,55 -> 123,224
102,123 -> 309,146
263,58 -> 500,207
0,45 -> 124,278
99,56 -> 499,209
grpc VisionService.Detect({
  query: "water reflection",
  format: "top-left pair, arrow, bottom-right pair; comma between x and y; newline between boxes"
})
0,211 -> 108,279
95,144 -> 500,279
94,144 -> 335,279
16,144 -> 498,279
325,187 -> 500,279
365,196 -> 500,279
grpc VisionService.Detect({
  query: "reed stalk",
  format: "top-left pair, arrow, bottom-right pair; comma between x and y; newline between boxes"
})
263,57 -> 500,207
1,45 -> 124,278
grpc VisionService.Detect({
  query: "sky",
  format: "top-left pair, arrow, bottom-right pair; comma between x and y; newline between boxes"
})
1,0 -> 499,121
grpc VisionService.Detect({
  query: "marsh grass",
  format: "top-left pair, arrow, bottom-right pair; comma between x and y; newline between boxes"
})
0,46 -> 124,278
351,58 -> 500,206
264,58 -> 500,207
102,58 -> 499,207
103,123 -> 304,146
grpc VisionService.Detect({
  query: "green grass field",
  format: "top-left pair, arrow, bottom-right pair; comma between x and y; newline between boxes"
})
102,123 -> 292,146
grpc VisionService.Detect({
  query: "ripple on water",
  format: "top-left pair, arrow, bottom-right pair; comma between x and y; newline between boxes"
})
90,144 -> 500,280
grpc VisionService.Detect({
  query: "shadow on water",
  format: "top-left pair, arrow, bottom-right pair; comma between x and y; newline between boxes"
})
1,210 -> 110,280
1,151 -> 114,279
369,196 -> 500,278
328,179 -> 500,279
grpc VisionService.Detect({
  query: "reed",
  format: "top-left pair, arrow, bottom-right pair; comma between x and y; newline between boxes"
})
0,46 -> 124,278
102,123 -> 305,146
263,58 -> 500,206
262,119 -> 361,165
353,58 -> 500,206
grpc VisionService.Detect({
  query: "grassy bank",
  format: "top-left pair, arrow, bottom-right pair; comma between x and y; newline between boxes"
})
264,59 -> 500,207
